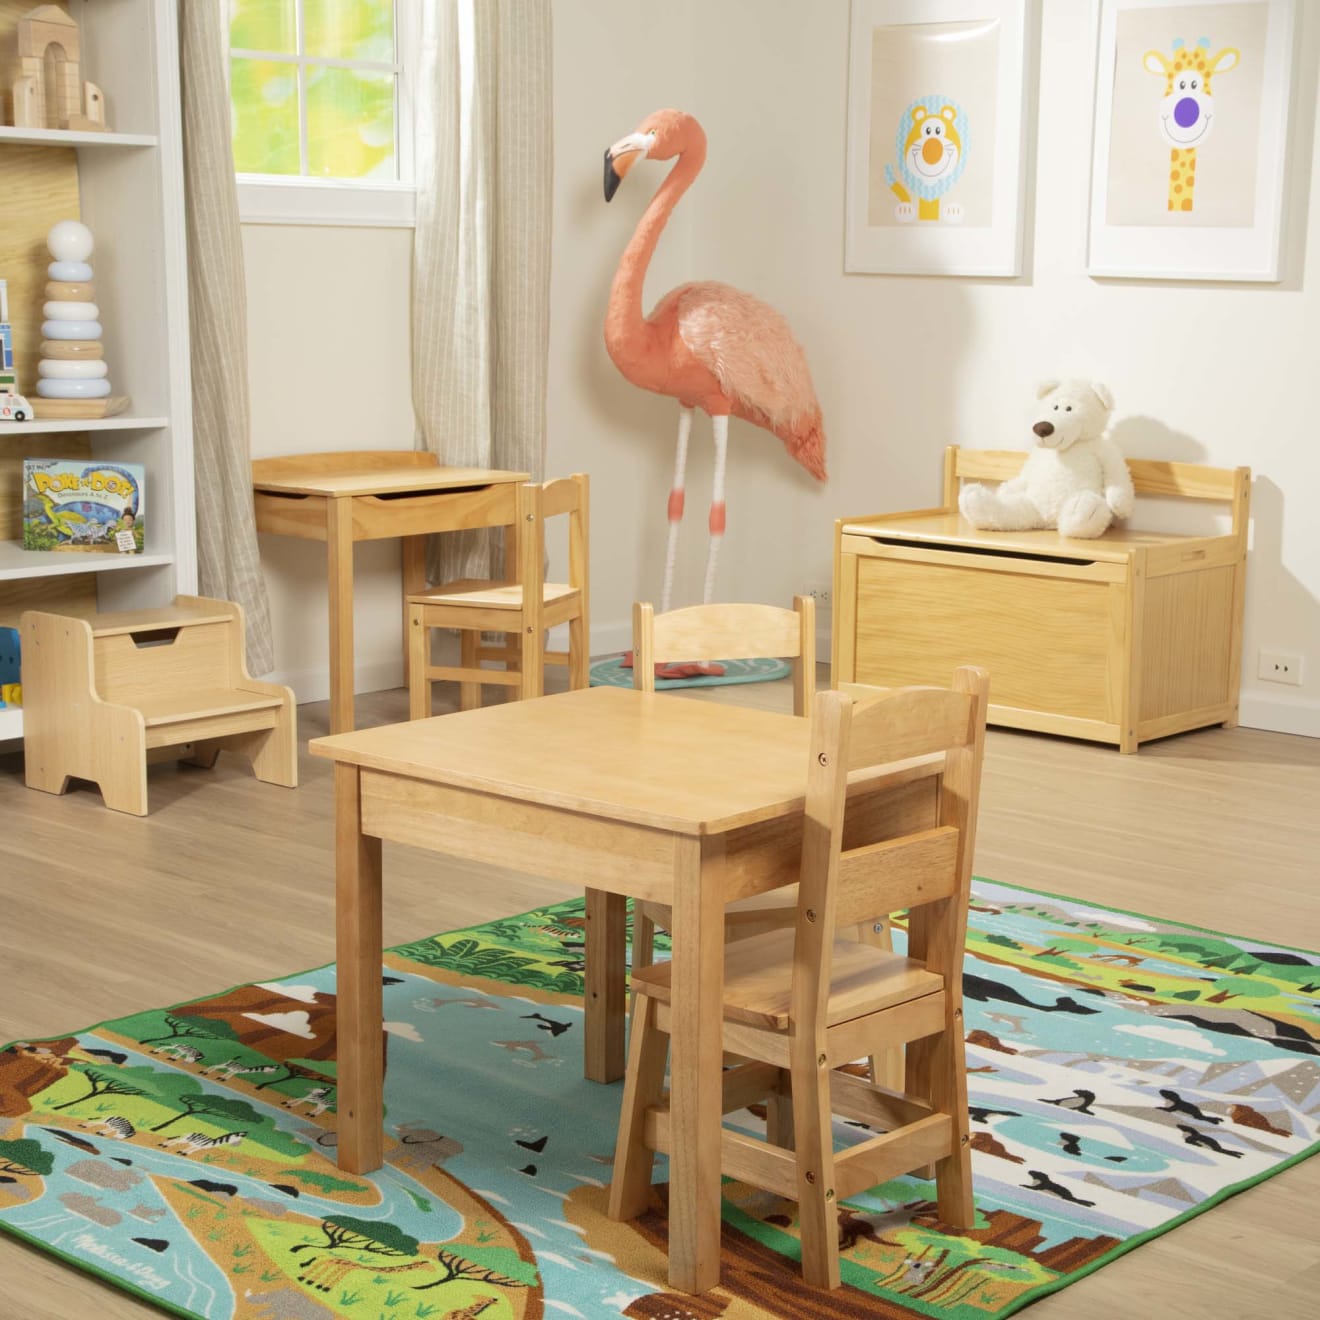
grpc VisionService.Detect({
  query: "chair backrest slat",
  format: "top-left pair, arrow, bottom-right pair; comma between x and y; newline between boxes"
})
791,668 -> 989,1034
845,688 -> 975,769
833,827 -> 959,928
632,598 -> 816,718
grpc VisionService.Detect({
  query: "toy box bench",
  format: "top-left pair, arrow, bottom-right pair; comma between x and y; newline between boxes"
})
832,446 -> 1249,753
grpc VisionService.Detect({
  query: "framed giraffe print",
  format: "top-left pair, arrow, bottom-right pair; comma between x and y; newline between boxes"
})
845,0 -> 1031,276
1088,0 -> 1297,280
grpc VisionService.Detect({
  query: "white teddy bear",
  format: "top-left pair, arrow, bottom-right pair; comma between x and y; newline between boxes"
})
959,379 -> 1134,539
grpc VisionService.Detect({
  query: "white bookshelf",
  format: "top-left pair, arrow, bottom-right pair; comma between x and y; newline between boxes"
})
0,0 -> 195,743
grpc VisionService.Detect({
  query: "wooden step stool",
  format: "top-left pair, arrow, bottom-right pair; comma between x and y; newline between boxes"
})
21,595 -> 297,816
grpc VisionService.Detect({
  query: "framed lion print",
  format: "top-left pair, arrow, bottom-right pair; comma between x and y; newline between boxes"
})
1087,0 -> 1297,280
845,0 -> 1031,276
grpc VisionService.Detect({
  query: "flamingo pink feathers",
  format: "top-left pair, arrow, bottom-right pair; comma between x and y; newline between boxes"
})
603,109 -> 827,611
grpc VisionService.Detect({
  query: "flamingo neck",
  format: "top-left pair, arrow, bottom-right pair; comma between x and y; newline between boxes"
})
607,141 -> 705,359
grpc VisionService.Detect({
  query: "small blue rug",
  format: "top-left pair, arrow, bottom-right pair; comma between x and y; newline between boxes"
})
589,654 -> 792,690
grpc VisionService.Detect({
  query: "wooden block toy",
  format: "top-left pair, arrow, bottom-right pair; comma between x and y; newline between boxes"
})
20,595 -> 297,815
12,5 -> 109,132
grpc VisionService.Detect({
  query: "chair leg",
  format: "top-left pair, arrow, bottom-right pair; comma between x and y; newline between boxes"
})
408,607 -> 430,721
932,1027 -> 975,1230
765,1086 -> 795,1149
459,630 -> 481,711
631,908 -> 656,972
568,612 -> 589,691
789,1045 -> 840,1289
608,993 -> 668,1222
518,624 -> 544,700
857,919 -> 905,1091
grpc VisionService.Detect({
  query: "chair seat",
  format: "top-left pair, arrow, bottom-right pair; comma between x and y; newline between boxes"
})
631,928 -> 943,1031
408,579 -> 579,610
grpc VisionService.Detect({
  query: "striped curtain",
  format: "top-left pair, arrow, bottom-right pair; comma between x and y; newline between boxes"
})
412,0 -> 554,585
178,4 -> 274,674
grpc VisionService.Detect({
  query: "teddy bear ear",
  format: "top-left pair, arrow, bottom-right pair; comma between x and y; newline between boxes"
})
1090,382 -> 1115,410
1035,379 -> 1059,400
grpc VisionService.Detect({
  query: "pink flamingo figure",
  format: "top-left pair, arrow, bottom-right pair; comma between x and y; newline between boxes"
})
603,109 -> 827,617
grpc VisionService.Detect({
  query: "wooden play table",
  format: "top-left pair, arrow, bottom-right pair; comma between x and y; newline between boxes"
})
310,685 -> 943,1293
253,452 -> 529,732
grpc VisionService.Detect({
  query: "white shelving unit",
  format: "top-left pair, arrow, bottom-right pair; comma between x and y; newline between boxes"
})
0,0 -> 195,743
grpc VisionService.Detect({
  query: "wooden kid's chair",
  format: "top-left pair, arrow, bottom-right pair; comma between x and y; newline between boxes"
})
629,597 -> 815,968
407,474 -> 589,717
609,667 -> 989,1289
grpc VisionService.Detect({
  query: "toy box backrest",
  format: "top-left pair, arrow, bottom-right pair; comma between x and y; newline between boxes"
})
943,447 -> 1250,539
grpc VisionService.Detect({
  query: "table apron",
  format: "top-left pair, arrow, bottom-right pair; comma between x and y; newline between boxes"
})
352,485 -> 518,540
358,769 -> 681,901
254,492 -> 328,541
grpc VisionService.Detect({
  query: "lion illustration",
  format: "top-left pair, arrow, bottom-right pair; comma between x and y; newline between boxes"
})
883,96 -> 969,223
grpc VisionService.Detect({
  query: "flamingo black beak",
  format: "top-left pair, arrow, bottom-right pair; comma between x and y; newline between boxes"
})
603,132 -> 654,202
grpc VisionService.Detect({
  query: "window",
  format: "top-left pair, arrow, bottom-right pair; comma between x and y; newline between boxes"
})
227,0 -> 417,227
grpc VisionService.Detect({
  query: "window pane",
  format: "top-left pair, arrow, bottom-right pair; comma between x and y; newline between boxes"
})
306,65 -> 395,180
229,0 -> 296,53
304,0 -> 394,62
230,58 -> 301,176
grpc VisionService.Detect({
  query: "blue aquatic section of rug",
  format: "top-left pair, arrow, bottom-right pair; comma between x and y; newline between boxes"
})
0,880 -> 1316,1319
589,653 -> 792,689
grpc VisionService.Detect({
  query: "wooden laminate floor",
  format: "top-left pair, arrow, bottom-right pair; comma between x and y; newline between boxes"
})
1,675 -> 1317,1319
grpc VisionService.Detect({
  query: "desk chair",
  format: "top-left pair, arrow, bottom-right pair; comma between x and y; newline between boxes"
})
610,668 -> 989,1289
407,474 -> 589,717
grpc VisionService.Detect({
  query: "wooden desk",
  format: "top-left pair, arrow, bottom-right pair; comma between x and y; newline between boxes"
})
310,685 -> 941,1294
253,451 -> 529,733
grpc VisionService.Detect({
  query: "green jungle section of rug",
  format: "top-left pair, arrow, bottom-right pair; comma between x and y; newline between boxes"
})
590,653 -> 792,690
1,882 -> 1317,1320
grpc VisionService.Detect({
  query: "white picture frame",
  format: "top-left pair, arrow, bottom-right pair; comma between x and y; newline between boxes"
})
845,0 -> 1030,277
1087,0 -> 1296,281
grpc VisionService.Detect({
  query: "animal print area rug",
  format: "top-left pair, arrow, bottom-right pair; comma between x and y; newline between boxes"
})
1,883 -> 1317,1320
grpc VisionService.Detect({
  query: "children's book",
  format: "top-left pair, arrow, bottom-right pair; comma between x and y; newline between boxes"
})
22,459 -> 145,554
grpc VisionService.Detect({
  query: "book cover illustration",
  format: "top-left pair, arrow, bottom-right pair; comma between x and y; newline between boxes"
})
22,459 -> 144,553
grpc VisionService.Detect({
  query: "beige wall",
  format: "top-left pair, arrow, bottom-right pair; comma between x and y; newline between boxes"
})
246,0 -> 1320,735
243,223 -> 414,698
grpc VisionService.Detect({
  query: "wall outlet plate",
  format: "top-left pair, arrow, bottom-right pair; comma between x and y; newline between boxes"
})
1258,650 -> 1303,686
805,584 -> 832,606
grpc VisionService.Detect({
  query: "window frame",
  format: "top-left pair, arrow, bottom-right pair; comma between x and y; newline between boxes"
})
229,0 -> 419,229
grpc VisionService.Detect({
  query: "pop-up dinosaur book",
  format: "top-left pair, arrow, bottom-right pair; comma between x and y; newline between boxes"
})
22,459 -> 144,553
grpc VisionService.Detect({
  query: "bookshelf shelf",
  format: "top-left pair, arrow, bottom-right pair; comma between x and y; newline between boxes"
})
0,542 -> 173,582
0,416 -> 169,437
0,126 -> 157,148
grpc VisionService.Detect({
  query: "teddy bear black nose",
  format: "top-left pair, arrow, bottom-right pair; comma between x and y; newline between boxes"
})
1033,421 -> 1055,438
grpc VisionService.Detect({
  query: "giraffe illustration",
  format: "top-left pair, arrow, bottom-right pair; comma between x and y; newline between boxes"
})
1143,37 -> 1240,213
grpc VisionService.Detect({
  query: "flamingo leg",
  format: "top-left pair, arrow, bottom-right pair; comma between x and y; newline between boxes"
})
702,413 -> 729,604
660,407 -> 693,614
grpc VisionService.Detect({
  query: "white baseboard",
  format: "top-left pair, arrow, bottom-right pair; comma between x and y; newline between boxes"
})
265,657 -> 403,705
1238,690 -> 1320,739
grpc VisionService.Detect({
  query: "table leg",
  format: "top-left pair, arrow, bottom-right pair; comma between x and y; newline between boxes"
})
667,835 -> 724,1293
401,535 -> 429,689
328,499 -> 356,734
583,888 -> 626,1082
334,763 -> 384,1174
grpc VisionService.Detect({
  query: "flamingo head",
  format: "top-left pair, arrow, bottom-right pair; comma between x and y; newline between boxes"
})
604,109 -> 705,201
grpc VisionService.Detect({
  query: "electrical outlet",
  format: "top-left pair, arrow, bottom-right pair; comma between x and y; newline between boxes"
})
805,584 -> 832,607
1258,650 -> 1303,686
